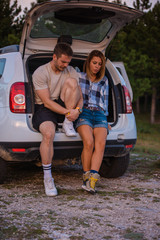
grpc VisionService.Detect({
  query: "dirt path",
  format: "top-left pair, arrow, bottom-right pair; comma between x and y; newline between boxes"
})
0,154 -> 160,240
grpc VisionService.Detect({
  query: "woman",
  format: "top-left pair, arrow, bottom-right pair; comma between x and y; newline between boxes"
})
76,50 -> 110,194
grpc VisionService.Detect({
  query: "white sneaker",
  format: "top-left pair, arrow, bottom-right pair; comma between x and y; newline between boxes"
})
62,118 -> 77,137
44,178 -> 58,196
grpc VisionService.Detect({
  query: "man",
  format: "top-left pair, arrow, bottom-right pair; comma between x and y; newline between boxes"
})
32,43 -> 83,196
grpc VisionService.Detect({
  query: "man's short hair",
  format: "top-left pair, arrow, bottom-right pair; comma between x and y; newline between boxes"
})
53,43 -> 73,58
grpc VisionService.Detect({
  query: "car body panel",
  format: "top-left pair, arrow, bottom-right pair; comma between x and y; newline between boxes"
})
113,61 -> 133,101
0,52 -> 24,107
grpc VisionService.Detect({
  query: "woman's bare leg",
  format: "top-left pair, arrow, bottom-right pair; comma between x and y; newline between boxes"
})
77,125 -> 94,172
91,128 -> 107,171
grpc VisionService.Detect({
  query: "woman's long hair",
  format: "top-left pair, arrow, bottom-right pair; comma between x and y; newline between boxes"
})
83,50 -> 106,82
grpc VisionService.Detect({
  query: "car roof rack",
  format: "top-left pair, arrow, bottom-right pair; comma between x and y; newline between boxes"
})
0,45 -> 19,54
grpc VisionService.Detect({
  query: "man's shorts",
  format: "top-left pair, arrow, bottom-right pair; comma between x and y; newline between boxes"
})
75,108 -> 109,132
32,98 -> 65,132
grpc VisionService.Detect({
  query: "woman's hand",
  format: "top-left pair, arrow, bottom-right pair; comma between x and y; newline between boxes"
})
108,124 -> 112,130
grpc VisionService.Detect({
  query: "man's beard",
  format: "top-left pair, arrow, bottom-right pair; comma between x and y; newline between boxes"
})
55,63 -> 65,72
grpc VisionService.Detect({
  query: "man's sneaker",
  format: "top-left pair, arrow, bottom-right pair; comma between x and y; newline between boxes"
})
44,178 -> 58,196
82,171 -> 92,192
89,173 -> 100,193
62,118 -> 77,137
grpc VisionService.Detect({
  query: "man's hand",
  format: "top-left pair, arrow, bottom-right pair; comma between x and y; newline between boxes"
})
66,108 -> 79,121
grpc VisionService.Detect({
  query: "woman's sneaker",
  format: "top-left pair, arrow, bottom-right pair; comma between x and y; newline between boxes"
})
44,178 -> 58,196
89,173 -> 100,193
82,171 -> 92,192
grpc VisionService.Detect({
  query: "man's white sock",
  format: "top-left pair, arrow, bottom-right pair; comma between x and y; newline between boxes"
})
64,117 -> 71,124
42,163 -> 52,179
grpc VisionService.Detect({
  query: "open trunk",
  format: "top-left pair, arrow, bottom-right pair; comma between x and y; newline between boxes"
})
26,54 -> 126,130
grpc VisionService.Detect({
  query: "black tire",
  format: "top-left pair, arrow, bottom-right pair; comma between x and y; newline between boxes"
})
0,158 -> 7,183
99,153 -> 130,178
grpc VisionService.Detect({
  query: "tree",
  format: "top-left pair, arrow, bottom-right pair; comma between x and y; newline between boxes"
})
108,0 -> 160,123
107,31 -> 151,113
0,0 -> 22,47
36,0 -> 49,3
123,50 -> 151,113
133,0 -> 152,11
143,2 -> 160,123
111,0 -> 123,4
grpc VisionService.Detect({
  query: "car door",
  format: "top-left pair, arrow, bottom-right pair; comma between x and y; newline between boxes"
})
19,0 -> 143,57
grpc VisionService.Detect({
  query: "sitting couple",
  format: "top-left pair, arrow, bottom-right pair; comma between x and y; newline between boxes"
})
32,42 -> 109,196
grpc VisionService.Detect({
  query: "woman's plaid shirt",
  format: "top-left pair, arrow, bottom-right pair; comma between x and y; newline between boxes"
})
79,72 -> 109,116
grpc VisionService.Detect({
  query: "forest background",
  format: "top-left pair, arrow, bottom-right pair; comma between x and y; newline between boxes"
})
0,0 -> 160,124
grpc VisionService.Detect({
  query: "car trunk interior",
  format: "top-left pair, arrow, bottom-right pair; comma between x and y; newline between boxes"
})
26,54 -> 120,127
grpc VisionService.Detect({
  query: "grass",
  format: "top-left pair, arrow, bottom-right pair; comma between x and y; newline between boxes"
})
129,153 -> 160,178
0,219 -> 47,239
134,113 -> 160,154
123,230 -> 144,240
130,113 -> 160,177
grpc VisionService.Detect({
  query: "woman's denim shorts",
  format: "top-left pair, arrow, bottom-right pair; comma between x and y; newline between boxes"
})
75,108 -> 108,131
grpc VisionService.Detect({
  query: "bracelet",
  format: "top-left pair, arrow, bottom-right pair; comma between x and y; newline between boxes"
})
75,107 -> 82,114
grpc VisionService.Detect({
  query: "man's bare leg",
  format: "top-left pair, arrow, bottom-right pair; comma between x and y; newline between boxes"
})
61,78 -> 81,137
39,121 -> 55,165
39,121 -> 58,196
61,77 -> 80,109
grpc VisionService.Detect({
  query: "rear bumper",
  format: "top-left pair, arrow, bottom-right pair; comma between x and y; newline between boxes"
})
104,138 -> 136,157
0,138 -> 136,162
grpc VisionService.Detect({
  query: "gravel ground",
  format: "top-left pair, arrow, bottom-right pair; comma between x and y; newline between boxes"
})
0,154 -> 160,240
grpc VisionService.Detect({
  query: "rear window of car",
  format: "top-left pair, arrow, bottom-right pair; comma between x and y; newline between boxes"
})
0,59 -> 6,78
30,11 -> 112,43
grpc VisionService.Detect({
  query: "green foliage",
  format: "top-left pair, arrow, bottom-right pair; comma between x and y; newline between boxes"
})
0,0 -> 23,47
133,0 -> 152,10
135,113 -> 160,154
111,0 -> 123,4
123,49 -> 151,101
108,34 -> 151,101
109,1 -> 160,104
7,33 -> 20,45
36,0 -> 49,3
143,3 -> 160,88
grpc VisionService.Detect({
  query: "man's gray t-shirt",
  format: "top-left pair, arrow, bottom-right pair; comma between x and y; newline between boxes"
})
32,62 -> 79,104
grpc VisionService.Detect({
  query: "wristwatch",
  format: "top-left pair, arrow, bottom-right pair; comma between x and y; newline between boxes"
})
76,107 -> 82,114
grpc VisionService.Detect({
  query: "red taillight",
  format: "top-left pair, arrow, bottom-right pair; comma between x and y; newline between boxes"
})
125,144 -> 133,149
10,82 -> 26,113
12,148 -> 26,152
123,85 -> 132,114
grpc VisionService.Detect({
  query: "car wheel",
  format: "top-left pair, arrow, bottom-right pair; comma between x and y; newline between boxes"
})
99,153 -> 130,178
0,158 -> 7,183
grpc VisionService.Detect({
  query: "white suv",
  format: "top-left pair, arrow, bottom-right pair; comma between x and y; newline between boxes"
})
0,0 -> 142,183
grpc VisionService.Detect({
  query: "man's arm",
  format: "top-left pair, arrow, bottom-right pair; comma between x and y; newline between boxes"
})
35,88 -> 69,115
